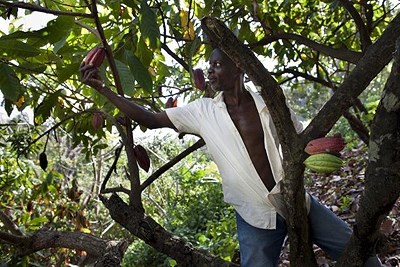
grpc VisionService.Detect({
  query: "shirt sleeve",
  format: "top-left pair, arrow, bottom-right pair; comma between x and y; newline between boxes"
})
164,99 -> 203,135
290,109 -> 304,133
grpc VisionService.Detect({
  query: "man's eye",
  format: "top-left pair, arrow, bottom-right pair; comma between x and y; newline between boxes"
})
215,62 -> 221,67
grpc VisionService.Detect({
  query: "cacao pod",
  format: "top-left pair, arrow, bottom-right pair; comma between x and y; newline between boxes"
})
83,47 -> 106,67
193,68 -> 206,90
165,97 -> 178,108
133,145 -> 150,172
39,152 -> 48,171
165,97 -> 174,108
92,112 -> 104,130
304,135 -> 345,155
304,153 -> 343,173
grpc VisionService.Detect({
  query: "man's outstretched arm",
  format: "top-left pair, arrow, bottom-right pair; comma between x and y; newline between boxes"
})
80,64 -> 176,130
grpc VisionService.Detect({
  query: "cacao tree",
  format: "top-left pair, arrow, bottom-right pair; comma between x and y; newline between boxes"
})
0,0 -> 399,266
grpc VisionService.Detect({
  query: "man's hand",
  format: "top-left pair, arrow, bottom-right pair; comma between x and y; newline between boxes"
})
79,63 -> 104,89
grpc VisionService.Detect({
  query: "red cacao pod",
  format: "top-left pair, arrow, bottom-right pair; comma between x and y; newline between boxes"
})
92,112 -> 104,130
134,145 -> 150,172
165,97 -> 178,108
84,47 -> 106,67
193,68 -> 206,90
83,48 -> 97,65
305,135 -> 346,155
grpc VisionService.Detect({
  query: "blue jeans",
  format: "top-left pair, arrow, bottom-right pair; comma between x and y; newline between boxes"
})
236,195 -> 382,267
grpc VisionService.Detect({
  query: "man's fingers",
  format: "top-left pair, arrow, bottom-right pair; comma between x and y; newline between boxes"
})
79,63 -> 94,71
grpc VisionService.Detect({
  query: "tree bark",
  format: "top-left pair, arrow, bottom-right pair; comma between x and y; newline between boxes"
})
0,227 -> 128,266
200,13 -> 400,266
336,38 -> 400,267
100,193 -> 239,267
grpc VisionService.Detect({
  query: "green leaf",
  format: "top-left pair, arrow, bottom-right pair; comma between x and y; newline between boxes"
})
125,50 -> 153,93
57,62 -> 81,83
0,39 -> 41,58
139,0 -> 160,49
0,63 -> 22,102
136,36 -> 154,67
29,216 -> 49,225
3,98 -> 14,116
34,90 -> 63,125
40,16 -> 74,44
115,59 -> 135,96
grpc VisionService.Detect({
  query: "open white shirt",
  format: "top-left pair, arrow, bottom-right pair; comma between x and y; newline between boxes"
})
165,88 -> 310,229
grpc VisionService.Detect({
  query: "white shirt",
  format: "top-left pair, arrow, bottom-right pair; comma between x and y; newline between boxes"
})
165,88 -> 309,229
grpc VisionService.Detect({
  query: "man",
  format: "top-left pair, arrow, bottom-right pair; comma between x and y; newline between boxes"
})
80,47 -> 381,267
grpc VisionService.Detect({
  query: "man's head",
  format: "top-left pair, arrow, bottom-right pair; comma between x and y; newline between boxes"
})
207,48 -> 244,92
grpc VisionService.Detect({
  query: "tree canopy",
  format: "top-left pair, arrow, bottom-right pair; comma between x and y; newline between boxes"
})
0,0 -> 399,266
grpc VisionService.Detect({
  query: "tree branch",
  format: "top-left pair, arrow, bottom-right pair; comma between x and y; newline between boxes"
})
2,227 -> 129,265
0,230 -> 27,244
302,12 -> 400,142
0,209 -> 23,236
100,193 -> 238,267
249,32 -> 363,64
0,0 -> 92,18
140,138 -> 205,191
336,36 -> 400,267
338,0 -> 372,50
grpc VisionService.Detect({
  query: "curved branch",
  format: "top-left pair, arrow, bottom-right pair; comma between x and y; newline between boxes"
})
17,109 -> 95,159
161,42 -> 190,72
338,0 -> 372,50
0,230 -> 27,244
101,186 -> 130,195
101,144 -> 123,192
140,138 -> 205,191
0,0 -> 92,18
101,193 -> 238,267
303,12 -> 400,142
0,227 -> 129,264
274,68 -> 370,144
249,32 -> 363,64
0,210 -> 23,236
274,68 -> 332,87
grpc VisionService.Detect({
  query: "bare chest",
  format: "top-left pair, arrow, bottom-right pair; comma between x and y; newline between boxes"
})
226,101 -> 264,150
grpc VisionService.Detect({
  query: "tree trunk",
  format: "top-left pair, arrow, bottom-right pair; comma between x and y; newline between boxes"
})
336,38 -> 400,266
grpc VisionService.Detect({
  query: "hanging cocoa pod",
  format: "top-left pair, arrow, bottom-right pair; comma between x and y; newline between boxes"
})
304,135 -> 346,155
92,112 -> 104,130
39,152 -> 48,171
304,153 -> 343,173
165,97 -> 174,108
83,47 -> 106,67
133,145 -> 150,172
165,97 -> 178,108
83,48 -> 97,65
27,200 -> 34,212
193,68 -> 206,90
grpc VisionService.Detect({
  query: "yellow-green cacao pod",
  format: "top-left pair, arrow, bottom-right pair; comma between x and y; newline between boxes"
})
304,153 -> 343,173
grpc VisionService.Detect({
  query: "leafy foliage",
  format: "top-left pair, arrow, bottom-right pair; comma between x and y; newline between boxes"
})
0,0 -> 399,265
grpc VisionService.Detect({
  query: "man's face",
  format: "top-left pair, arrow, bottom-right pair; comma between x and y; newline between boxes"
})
207,48 -> 241,92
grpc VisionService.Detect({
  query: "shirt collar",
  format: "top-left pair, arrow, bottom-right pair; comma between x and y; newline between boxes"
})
213,86 -> 267,114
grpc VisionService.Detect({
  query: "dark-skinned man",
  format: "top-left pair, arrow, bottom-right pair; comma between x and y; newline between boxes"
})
80,47 -> 382,267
